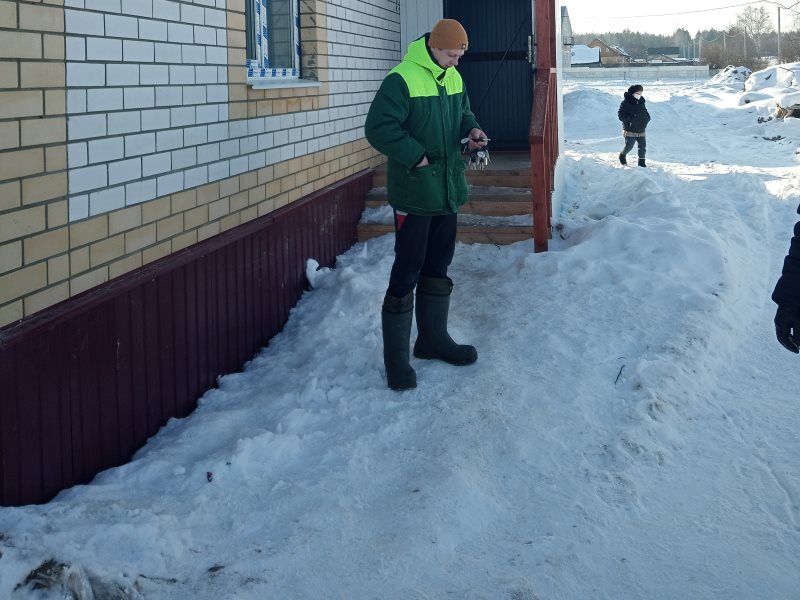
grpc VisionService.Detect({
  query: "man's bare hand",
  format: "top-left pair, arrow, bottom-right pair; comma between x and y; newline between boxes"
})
467,128 -> 489,150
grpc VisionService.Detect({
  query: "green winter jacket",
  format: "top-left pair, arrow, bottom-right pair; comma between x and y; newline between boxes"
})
364,35 -> 481,215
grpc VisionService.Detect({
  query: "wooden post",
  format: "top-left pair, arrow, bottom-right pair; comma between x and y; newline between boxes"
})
529,0 -> 558,253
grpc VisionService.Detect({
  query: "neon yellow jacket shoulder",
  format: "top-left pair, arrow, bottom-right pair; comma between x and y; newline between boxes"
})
365,36 -> 481,215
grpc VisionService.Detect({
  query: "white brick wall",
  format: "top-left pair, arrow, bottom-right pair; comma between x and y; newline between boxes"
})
67,0 -> 400,222
90,186 -> 126,216
70,164 -> 108,194
105,14 -> 138,38
152,0 -> 180,21
89,137 -> 125,163
107,111 -> 141,135
125,132 -> 156,157
109,158 -> 142,185
143,152 -> 172,176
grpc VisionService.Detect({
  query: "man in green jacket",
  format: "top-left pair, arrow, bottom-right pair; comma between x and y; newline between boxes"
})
365,18 -> 488,391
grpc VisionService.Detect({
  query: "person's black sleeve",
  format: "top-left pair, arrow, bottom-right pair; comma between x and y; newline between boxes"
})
772,206 -> 800,352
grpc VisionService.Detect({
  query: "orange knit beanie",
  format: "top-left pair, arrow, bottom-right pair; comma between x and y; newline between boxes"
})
428,19 -> 468,51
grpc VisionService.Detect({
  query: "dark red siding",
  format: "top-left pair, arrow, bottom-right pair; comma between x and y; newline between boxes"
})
0,170 -> 372,506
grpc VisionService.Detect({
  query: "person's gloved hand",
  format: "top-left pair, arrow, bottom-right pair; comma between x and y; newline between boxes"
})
775,304 -> 800,353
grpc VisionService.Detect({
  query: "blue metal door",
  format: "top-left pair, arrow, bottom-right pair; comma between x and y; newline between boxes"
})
444,0 -> 533,150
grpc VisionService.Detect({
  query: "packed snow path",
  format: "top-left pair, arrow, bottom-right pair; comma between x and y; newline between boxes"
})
1,79 -> 799,599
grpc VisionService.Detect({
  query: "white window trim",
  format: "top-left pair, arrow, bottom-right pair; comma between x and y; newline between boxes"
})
247,77 -> 320,89
246,0 -> 317,89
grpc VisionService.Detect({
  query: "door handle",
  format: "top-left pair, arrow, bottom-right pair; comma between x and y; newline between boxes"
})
527,35 -> 536,68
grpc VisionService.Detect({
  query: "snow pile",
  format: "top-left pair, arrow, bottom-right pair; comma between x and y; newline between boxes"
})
359,203 -> 393,224
742,62 -> 800,116
708,64 -> 751,86
744,62 -> 800,92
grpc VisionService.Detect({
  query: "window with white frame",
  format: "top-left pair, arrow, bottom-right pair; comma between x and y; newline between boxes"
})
245,0 -> 301,81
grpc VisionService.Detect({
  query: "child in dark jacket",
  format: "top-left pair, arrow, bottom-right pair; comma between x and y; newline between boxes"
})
618,84 -> 651,167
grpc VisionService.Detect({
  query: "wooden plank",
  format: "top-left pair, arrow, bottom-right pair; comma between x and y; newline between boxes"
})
358,223 -> 533,244
456,228 -> 534,245
366,197 -> 531,216
372,170 -> 532,189
466,173 -> 531,188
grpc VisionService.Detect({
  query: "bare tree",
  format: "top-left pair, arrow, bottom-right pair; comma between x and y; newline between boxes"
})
735,6 -> 775,56
702,43 -> 767,71
673,28 -> 692,57
783,35 -> 800,62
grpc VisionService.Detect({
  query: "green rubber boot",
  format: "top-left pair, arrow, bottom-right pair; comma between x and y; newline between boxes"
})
381,291 -> 417,391
413,276 -> 477,366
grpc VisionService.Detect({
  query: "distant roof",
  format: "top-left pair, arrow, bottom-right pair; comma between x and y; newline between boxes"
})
648,46 -> 680,55
571,45 -> 601,64
589,39 -> 630,57
611,45 -> 630,57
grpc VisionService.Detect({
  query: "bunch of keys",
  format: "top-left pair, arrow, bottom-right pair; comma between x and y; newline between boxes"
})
461,136 -> 491,170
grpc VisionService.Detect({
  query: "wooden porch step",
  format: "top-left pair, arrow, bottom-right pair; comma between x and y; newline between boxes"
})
361,152 -> 533,245
365,187 -> 532,216
371,168 -> 531,189
357,223 -> 533,245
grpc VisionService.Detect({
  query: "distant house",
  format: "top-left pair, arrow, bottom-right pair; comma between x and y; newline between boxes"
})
648,54 -> 679,64
571,45 -> 601,66
647,46 -> 681,59
588,39 -> 630,66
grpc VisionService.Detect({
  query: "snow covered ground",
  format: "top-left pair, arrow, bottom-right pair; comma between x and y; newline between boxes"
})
2,74 -> 800,599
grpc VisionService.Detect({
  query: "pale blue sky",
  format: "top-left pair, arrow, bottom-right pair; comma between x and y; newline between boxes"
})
562,0 -> 795,35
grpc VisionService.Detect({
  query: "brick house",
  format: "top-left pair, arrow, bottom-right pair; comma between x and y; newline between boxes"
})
588,38 -> 629,66
0,0 -> 562,505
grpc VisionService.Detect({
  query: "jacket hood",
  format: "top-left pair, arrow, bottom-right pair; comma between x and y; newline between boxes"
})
624,91 -> 645,103
403,35 -> 447,79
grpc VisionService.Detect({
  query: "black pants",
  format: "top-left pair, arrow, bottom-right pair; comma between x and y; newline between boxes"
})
622,135 -> 646,158
387,211 -> 457,298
